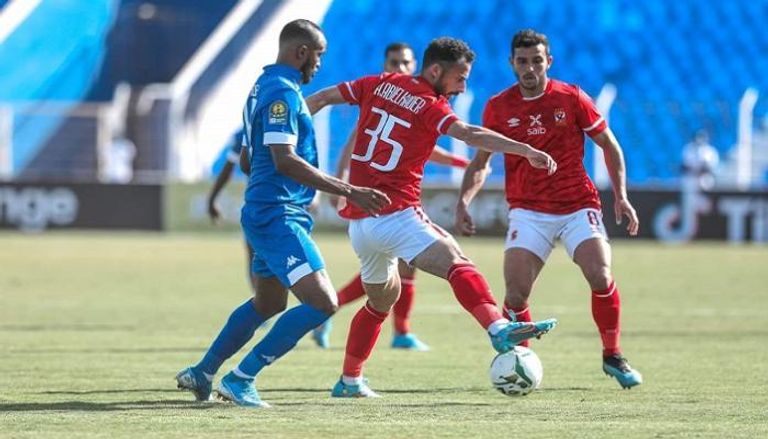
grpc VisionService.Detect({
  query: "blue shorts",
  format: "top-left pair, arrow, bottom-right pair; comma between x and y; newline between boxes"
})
241,204 -> 325,287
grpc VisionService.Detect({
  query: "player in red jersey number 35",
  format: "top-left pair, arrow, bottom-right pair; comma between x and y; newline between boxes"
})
307,37 -> 557,398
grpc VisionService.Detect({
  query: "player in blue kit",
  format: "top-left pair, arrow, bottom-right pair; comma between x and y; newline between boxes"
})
176,19 -> 390,408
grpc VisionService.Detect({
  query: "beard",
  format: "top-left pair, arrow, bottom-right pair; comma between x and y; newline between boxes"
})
517,73 -> 540,90
300,59 -> 316,84
433,70 -> 449,96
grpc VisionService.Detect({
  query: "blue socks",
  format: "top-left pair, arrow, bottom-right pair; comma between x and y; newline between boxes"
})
196,300 -> 265,376
236,304 -> 328,377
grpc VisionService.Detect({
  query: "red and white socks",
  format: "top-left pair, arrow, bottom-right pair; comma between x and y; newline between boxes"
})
342,301 -> 389,380
591,280 -> 621,357
503,302 -> 532,347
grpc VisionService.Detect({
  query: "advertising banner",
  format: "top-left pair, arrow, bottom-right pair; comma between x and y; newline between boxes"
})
0,182 -> 163,231
164,183 -> 768,243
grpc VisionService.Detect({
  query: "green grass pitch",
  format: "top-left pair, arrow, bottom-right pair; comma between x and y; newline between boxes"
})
1,232 -> 766,438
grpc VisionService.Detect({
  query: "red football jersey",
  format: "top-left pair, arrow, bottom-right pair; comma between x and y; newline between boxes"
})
483,79 -> 607,214
337,72 -> 459,219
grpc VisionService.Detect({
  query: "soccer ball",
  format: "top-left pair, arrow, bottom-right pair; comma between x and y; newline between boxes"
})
489,346 -> 543,396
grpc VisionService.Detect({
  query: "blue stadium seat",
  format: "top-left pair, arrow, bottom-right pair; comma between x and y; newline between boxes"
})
316,0 -> 768,186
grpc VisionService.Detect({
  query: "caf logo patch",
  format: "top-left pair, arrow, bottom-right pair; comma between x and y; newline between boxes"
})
554,108 -> 566,126
269,100 -> 288,124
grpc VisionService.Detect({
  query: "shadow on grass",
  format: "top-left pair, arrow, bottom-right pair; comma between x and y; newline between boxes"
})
36,389 -> 180,396
0,324 -> 136,332
9,347 -> 203,354
561,329 -> 768,338
276,400 -> 494,408
261,387 -> 487,394
539,387 -> 593,392
0,399 -> 219,413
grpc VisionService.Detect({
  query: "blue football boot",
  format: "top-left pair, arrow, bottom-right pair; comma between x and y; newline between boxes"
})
217,371 -> 271,408
331,376 -> 381,398
312,319 -> 332,349
175,366 -> 212,402
391,333 -> 430,351
490,318 -> 558,353
603,354 -> 643,389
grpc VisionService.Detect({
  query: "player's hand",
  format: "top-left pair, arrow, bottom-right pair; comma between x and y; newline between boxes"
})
454,202 -> 476,236
526,149 -> 557,175
348,186 -> 391,216
207,199 -> 221,224
614,197 -> 639,236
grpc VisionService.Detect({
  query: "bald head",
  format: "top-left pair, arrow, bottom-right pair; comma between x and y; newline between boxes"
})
276,19 -> 327,84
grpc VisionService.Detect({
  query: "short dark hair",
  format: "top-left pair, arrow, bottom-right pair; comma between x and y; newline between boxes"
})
421,37 -> 475,69
384,42 -> 413,59
511,29 -> 550,55
279,19 -> 323,46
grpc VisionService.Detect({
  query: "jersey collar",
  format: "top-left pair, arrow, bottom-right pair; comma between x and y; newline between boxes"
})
264,64 -> 303,86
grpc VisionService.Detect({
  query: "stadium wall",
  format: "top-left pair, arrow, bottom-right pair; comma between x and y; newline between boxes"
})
163,184 -> 768,243
3,180 -> 764,243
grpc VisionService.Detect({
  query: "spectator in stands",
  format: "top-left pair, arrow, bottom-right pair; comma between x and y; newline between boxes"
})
682,129 -> 719,190
103,135 -> 136,184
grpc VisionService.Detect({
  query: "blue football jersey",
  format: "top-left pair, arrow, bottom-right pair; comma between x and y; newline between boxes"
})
242,64 -> 318,209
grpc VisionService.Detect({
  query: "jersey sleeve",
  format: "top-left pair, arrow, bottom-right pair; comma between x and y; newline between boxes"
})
422,99 -> 459,135
226,129 -> 245,163
575,88 -> 607,137
337,75 -> 382,105
261,88 -> 302,146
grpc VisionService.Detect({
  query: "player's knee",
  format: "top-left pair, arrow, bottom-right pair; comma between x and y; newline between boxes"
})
309,294 -> 339,316
367,286 -> 399,311
368,296 -> 396,313
315,302 -> 338,316
584,265 -> 612,290
254,301 -> 286,319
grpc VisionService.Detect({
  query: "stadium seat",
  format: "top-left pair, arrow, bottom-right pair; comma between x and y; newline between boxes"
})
312,0 -> 767,186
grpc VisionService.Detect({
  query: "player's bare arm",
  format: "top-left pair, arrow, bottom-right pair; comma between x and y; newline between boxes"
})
446,120 -> 557,175
207,160 -> 236,223
592,128 -> 639,236
455,150 -> 493,236
429,145 -> 470,167
306,86 -> 346,115
269,143 -> 390,215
